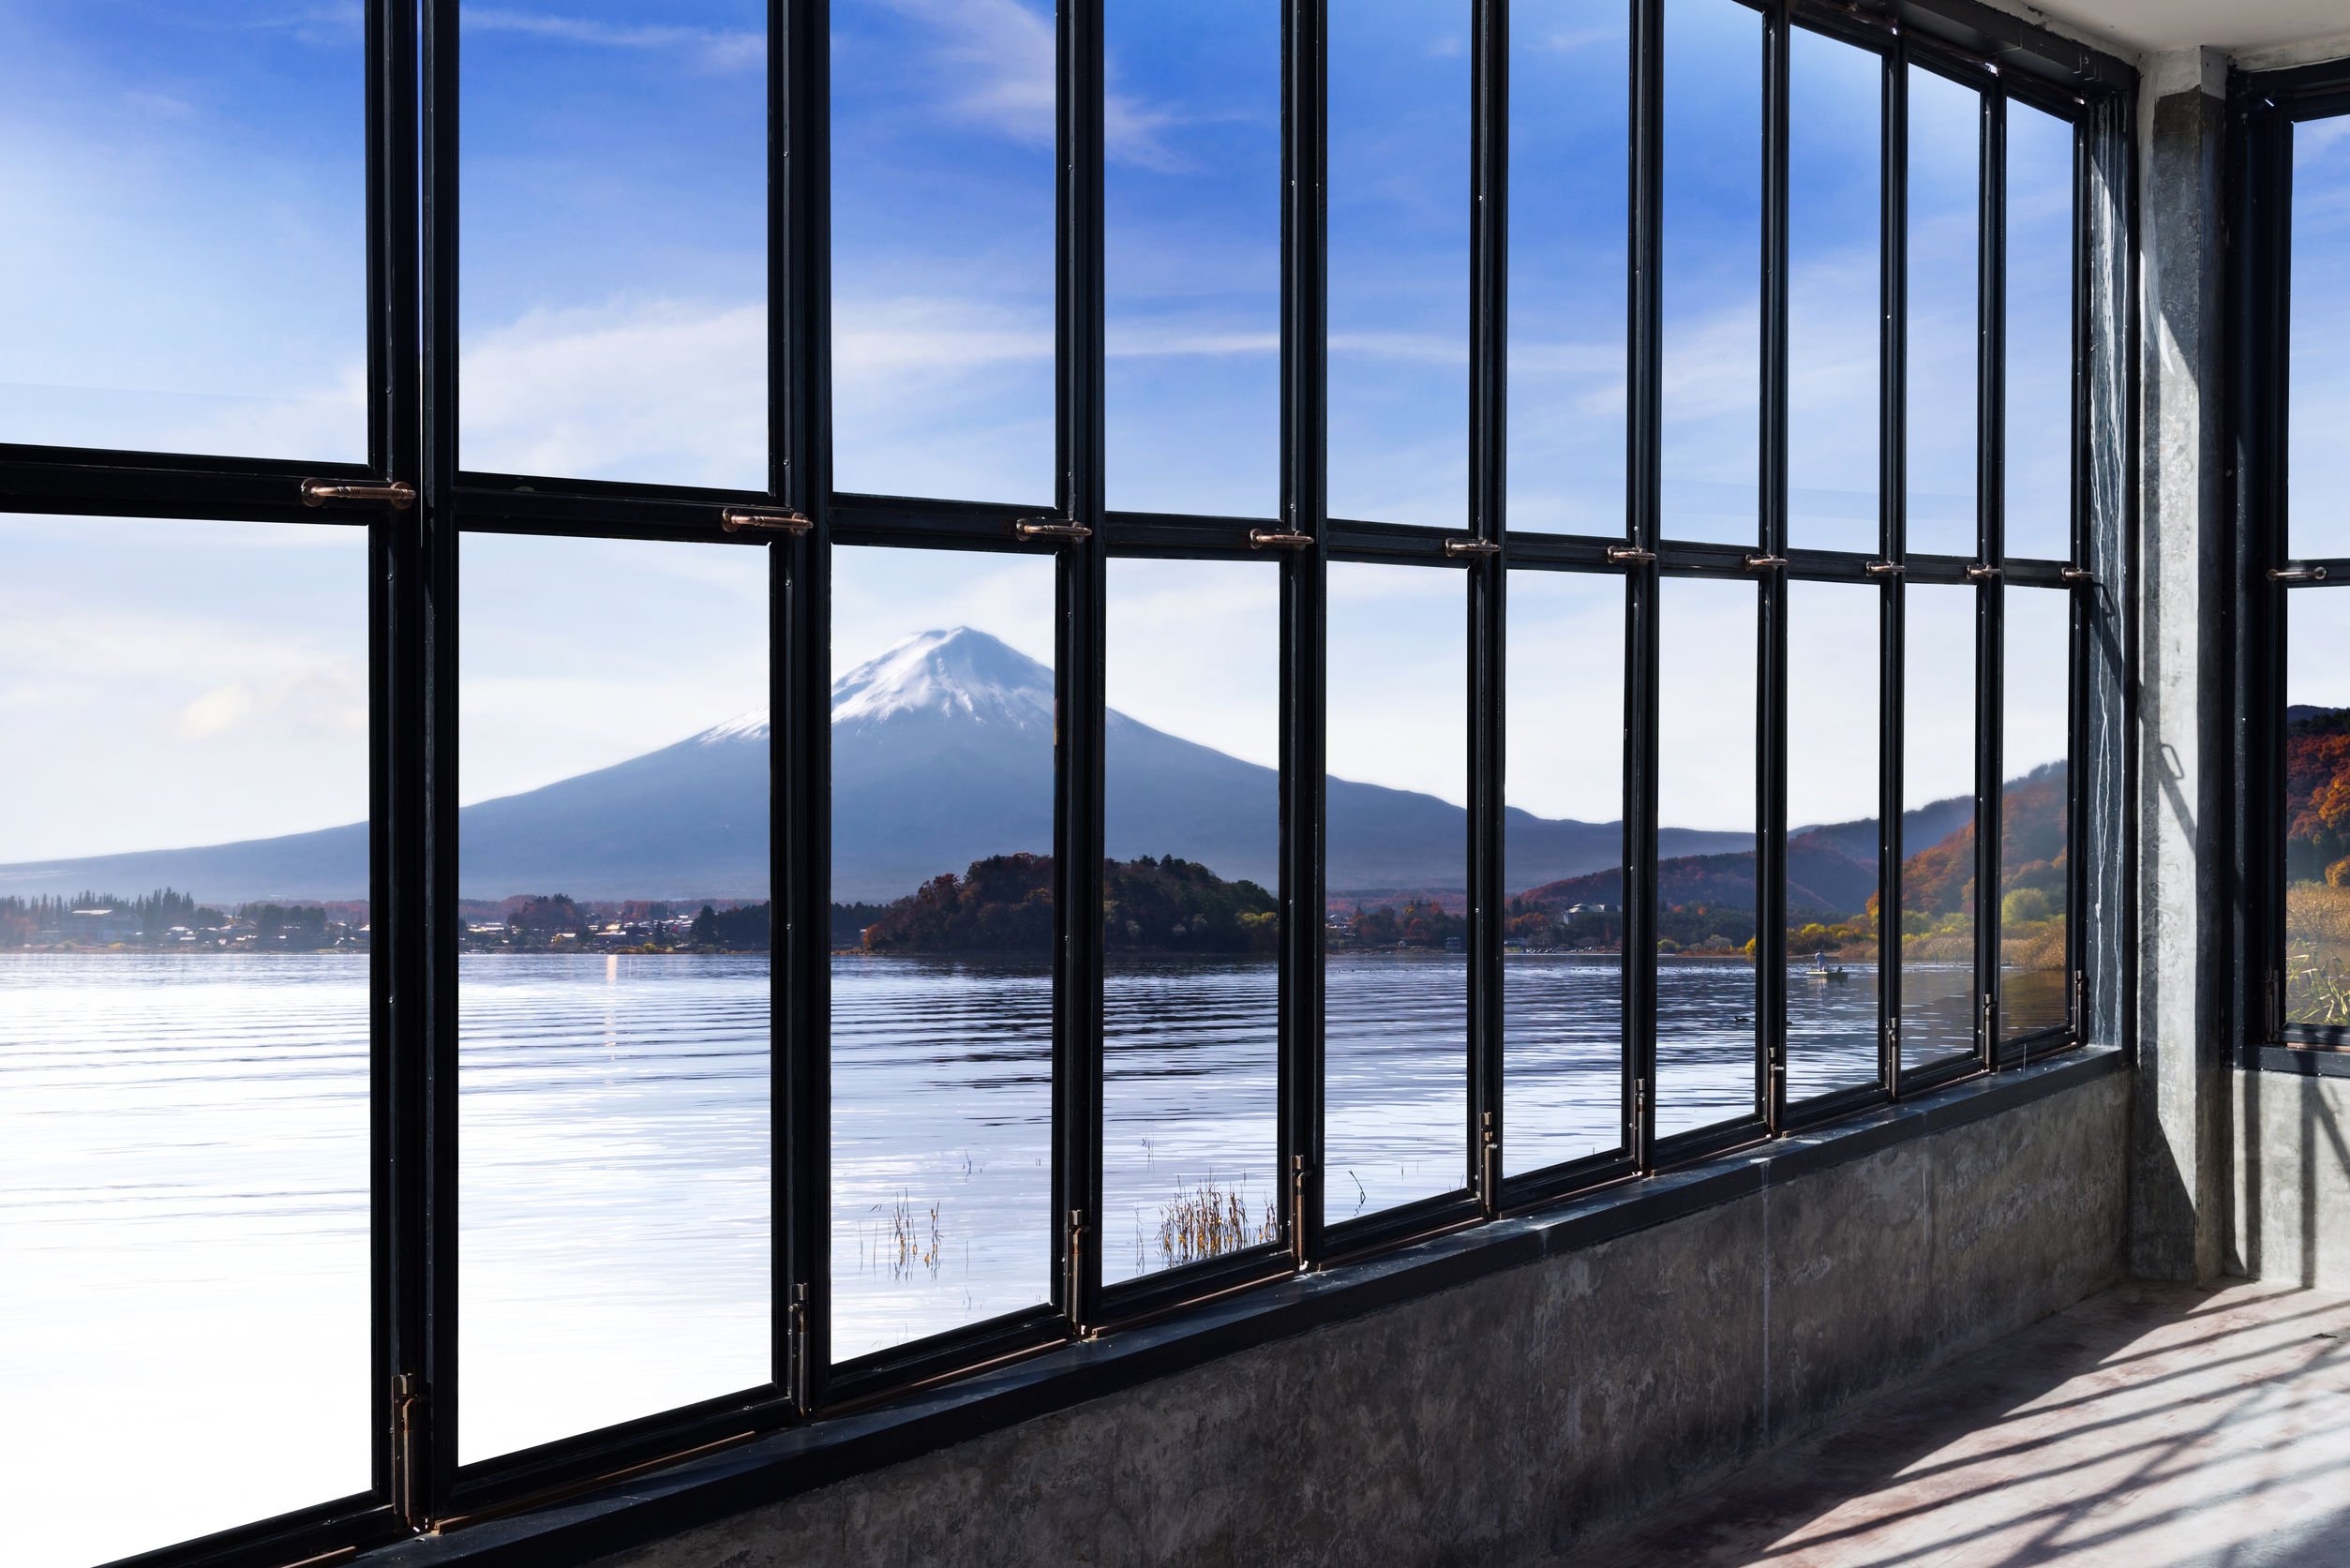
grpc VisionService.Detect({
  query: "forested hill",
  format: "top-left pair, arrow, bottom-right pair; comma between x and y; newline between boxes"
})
853,854 -> 1278,956
1515,765 -> 2070,923
2286,706 -> 2350,882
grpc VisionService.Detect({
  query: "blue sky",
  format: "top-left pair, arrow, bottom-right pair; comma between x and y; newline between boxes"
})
0,0 -> 2076,860
2292,112 -> 2350,566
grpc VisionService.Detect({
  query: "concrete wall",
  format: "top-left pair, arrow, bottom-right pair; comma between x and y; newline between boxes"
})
2230,1069 -> 2350,1288
584,1068 -> 2126,1568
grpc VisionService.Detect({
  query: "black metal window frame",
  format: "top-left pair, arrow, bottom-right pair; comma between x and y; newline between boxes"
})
0,3 -> 2132,1566
2232,56 -> 2350,1073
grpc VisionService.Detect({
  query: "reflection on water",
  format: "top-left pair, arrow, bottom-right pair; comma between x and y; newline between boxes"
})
2,954 -> 370,1568
7,947 -> 2070,1559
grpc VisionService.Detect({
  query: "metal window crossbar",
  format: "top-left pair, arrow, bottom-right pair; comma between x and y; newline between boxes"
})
0,1 -> 2132,1564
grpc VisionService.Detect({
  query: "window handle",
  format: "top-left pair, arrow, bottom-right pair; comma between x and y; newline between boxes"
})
720,508 -> 813,535
301,478 -> 415,510
1011,516 -> 1092,542
2270,565 -> 2329,584
1248,529 -> 1314,551
1744,554 -> 1789,572
2060,566 -> 2096,588
1606,545 -> 1655,565
1966,562 -> 2001,582
1864,560 -> 1903,578
1443,537 -> 1501,559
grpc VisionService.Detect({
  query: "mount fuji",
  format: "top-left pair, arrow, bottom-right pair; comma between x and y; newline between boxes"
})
0,627 -> 1745,905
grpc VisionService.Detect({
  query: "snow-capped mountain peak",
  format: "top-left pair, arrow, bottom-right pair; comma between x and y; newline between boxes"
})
830,627 -> 1055,730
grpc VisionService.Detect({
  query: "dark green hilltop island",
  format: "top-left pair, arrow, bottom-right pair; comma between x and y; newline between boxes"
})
855,853 -> 1278,956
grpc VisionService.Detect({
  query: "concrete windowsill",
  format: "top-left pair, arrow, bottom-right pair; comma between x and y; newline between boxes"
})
379,1043 -> 2127,1568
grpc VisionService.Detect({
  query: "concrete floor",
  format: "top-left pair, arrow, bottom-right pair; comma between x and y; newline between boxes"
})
1578,1279 -> 2350,1567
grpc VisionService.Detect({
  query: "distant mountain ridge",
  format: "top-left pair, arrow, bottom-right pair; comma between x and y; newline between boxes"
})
0,628 -> 1833,905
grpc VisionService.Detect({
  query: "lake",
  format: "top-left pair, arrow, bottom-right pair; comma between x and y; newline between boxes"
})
0,948 -> 2053,1568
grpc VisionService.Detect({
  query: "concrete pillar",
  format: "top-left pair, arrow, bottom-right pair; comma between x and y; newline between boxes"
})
2131,48 -> 2230,1283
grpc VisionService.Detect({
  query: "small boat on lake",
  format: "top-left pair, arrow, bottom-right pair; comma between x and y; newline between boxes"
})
1802,950 -> 1851,981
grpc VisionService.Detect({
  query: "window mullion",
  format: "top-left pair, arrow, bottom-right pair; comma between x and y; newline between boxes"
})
1053,0 -> 1108,1336
1977,86 -> 2007,1068
1467,0 -> 1507,1213
412,0 -> 463,1523
1280,0 -> 1329,1270
1879,36 -> 1907,1098
1759,0 -> 1792,1132
774,0 -> 831,1414
1626,0 -> 1665,1169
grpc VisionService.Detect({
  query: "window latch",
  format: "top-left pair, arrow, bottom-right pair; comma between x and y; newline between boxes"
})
301,478 -> 415,510
1606,545 -> 1655,566
1248,528 -> 1314,551
720,508 -> 813,536
1864,560 -> 1903,579
1444,537 -> 1501,559
1013,516 -> 1092,543
2060,567 -> 2096,588
1744,554 -> 1789,572
1965,562 -> 2001,582
2269,565 -> 2329,584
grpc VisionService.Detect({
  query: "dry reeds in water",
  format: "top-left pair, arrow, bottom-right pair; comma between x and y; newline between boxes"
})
1154,1176 -> 1277,1270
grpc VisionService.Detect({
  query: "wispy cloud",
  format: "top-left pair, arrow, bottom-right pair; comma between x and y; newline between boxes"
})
464,7 -> 762,74
877,0 -> 1192,171
459,296 -> 766,486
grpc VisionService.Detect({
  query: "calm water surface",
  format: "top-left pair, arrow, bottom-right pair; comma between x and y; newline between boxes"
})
2,948 -> 2059,1566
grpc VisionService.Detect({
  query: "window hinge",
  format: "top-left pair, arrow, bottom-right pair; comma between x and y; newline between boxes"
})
1290,1154 -> 1310,1271
1065,1208 -> 1088,1334
1983,993 -> 2000,1067
2268,969 -> 2283,1038
2073,970 -> 2087,1032
1766,1050 -> 1786,1129
301,478 -> 415,510
787,1282 -> 811,1411
720,507 -> 813,536
391,1373 -> 428,1531
1479,1111 -> 1500,1213
1632,1076 -> 1650,1167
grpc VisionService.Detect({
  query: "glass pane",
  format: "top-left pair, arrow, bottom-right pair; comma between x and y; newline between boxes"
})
1906,67 -> 1981,560
1103,560 -> 1280,1283
831,0 -> 1055,501
1325,563 -> 1468,1218
1105,0 -> 1279,515
2005,102 -> 2074,563
2000,589 -> 2069,1038
2290,114 -> 2350,560
0,6 -> 364,459
1328,0 -> 1470,528
1509,2 -> 1629,536
1900,583 -> 1976,1067
2286,591 -> 2350,1023
1504,571 -> 1625,1174
0,516 -> 368,1568
460,2 -> 765,488
1787,581 -> 1881,1099
1661,0 -> 1762,547
1655,575 -> 1759,1138
831,546 -> 1057,1358
458,533 -> 771,1462
1788,27 -> 1880,555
